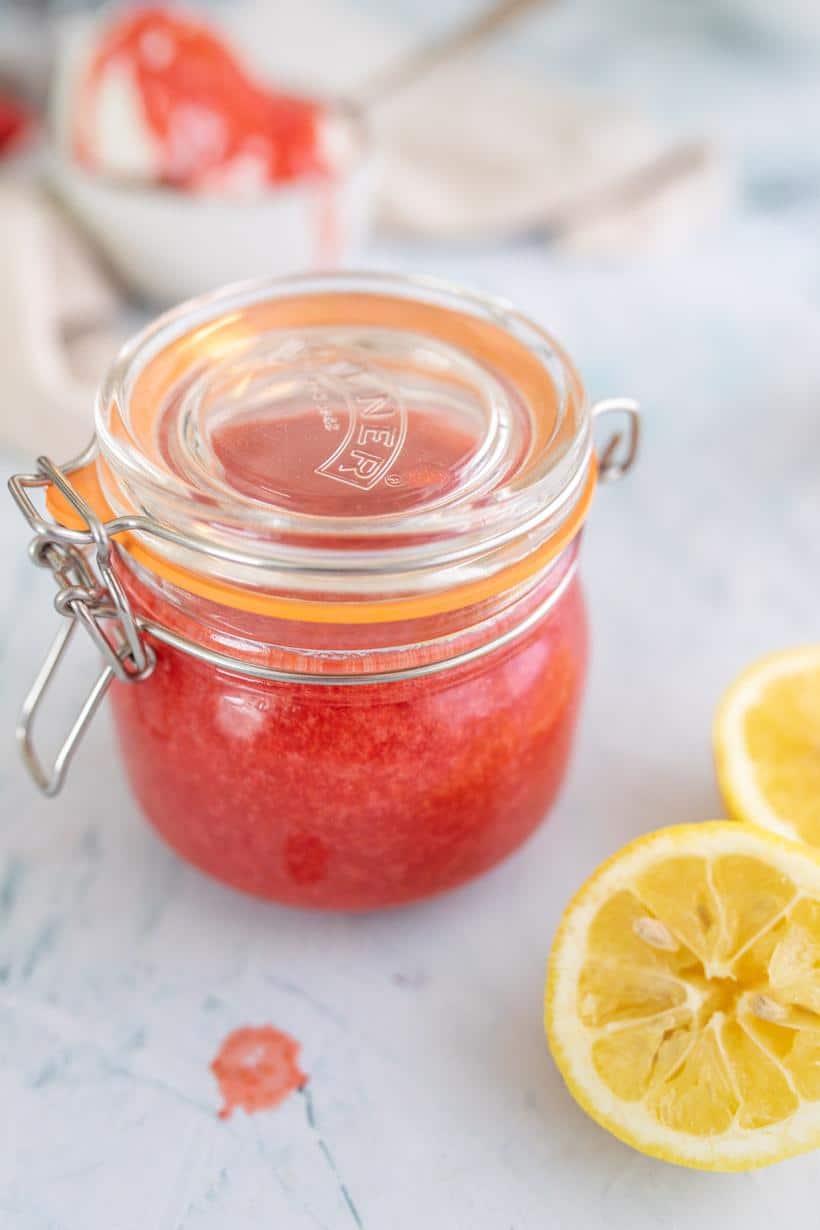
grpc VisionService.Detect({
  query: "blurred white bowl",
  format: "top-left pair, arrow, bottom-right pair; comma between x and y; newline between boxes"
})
49,143 -> 378,305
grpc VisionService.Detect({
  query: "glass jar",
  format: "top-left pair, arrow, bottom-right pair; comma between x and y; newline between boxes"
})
10,273 -> 639,910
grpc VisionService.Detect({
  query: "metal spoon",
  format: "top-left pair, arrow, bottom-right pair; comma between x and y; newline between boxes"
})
353,0 -> 553,110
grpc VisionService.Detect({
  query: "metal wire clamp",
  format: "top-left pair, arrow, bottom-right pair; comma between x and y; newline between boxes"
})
9,453 -> 155,796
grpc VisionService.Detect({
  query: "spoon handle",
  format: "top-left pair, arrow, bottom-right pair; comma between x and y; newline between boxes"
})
355,0 -> 552,110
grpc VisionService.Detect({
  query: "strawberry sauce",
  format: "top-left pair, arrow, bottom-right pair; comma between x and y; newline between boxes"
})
110,555 -> 587,910
75,7 -> 326,190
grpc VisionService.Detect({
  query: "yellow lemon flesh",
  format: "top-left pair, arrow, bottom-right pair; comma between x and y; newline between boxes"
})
546,822 -> 820,1170
715,646 -> 820,847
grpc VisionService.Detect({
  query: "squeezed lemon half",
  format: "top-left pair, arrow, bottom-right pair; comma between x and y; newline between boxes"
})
715,646 -> 820,847
546,822 -> 820,1169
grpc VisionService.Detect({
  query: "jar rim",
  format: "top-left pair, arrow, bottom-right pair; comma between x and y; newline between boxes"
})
89,272 -> 594,620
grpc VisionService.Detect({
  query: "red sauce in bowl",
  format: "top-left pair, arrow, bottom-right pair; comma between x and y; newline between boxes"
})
75,7 -> 327,190
0,93 -> 34,158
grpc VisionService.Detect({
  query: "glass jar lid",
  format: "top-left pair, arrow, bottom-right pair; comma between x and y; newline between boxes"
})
53,273 -> 596,622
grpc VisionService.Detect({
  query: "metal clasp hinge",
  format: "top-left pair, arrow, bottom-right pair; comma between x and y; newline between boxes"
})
592,398 -> 641,482
9,452 -> 155,796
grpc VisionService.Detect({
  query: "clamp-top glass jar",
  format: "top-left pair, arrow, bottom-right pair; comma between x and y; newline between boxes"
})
10,274 -> 639,910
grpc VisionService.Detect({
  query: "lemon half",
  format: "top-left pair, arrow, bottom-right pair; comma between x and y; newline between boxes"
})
546,822 -> 820,1170
715,646 -> 820,847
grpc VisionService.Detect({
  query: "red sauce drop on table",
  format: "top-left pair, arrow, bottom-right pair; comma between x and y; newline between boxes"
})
211,1025 -> 306,1120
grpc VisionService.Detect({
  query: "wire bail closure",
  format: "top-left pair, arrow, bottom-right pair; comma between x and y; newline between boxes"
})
9,401 -> 639,796
9,452 -> 155,796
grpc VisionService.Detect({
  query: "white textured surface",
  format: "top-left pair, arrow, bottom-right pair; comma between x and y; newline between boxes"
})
4,1 -> 820,1225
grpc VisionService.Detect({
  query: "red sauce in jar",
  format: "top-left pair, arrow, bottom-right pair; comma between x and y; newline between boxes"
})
110,547 -> 587,910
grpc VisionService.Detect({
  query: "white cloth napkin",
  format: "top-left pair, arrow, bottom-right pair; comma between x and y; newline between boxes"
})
0,179 -> 124,458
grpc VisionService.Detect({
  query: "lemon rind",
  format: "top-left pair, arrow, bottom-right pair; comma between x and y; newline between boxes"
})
715,646 -> 820,844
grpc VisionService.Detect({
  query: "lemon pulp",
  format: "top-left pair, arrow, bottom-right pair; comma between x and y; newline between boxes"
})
547,824 -> 820,1169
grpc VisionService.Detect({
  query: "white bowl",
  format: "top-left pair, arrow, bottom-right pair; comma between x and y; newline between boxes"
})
49,143 -> 378,305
